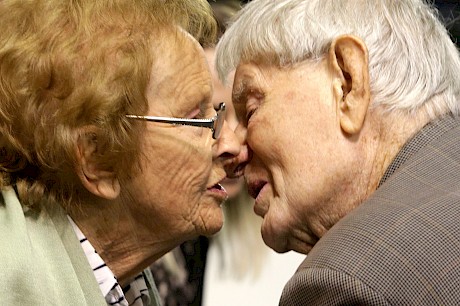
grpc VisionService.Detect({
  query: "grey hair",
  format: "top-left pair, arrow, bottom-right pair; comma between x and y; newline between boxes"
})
216,0 -> 460,118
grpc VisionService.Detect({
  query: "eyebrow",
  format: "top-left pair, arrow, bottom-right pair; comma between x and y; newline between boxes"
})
232,80 -> 250,105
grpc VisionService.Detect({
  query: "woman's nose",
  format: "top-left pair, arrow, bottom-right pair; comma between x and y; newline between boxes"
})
213,120 -> 241,160
225,142 -> 250,179
214,122 -> 250,179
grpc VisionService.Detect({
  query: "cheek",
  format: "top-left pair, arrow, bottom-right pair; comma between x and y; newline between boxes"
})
162,150 -> 212,200
137,136 -> 212,205
248,115 -> 287,165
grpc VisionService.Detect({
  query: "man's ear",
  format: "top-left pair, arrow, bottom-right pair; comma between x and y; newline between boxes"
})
75,126 -> 120,200
329,35 -> 370,135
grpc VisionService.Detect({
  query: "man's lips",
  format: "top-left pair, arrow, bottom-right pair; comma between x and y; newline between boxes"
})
247,180 -> 267,200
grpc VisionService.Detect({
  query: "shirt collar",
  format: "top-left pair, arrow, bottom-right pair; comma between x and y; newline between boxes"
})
378,114 -> 460,187
68,217 -> 151,306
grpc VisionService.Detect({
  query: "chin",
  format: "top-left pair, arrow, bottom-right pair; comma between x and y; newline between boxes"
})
200,209 -> 224,236
260,221 -> 283,252
261,230 -> 289,253
260,214 -> 292,253
202,220 -> 223,236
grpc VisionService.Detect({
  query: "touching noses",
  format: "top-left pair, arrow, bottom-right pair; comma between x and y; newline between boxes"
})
213,120 -> 240,159
213,121 -> 250,179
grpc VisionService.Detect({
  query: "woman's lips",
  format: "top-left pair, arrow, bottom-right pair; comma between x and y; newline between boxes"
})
207,183 -> 228,203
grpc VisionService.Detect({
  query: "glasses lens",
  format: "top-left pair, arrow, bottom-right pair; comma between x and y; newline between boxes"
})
213,102 -> 226,139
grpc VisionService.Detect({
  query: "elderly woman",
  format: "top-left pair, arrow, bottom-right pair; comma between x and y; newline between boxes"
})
217,0 -> 460,304
0,0 -> 240,305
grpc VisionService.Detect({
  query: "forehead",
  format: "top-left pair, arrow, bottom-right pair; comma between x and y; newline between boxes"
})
232,60 -> 326,99
146,28 -> 212,113
232,63 -> 273,101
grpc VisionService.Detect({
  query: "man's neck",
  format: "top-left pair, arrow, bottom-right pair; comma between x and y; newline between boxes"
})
364,109 -> 431,196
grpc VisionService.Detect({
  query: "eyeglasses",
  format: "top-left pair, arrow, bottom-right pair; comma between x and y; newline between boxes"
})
126,102 -> 226,139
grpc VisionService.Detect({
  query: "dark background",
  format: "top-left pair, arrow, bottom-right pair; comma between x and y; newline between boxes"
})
435,0 -> 460,46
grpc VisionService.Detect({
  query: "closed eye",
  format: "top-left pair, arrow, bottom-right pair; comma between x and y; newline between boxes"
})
195,110 -> 207,119
245,92 -> 264,123
187,108 -> 201,119
246,108 -> 256,121
196,102 -> 216,119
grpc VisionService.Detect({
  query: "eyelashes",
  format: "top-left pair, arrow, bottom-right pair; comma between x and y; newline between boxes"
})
194,102 -> 216,119
245,93 -> 264,123
233,84 -> 264,124
194,110 -> 206,119
246,107 -> 257,122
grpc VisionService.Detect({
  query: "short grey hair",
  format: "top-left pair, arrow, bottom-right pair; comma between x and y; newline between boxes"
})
216,0 -> 460,118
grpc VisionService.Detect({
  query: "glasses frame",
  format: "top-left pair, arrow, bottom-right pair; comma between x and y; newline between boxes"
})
126,102 -> 226,139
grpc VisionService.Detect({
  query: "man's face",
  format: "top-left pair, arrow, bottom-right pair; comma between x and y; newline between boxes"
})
233,60 -> 361,254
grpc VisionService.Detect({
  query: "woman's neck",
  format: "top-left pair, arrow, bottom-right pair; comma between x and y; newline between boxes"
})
66,194 -> 180,286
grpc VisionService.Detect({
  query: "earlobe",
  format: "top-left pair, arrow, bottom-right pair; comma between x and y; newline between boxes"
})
75,126 -> 121,200
329,35 -> 370,135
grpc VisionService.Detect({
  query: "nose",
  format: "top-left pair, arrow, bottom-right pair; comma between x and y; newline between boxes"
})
214,122 -> 250,179
213,120 -> 240,160
226,143 -> 250,178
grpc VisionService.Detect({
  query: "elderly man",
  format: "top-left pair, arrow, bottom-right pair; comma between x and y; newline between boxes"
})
216,0 -> 460,304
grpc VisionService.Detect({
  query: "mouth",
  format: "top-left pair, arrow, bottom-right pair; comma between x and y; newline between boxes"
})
209,183 -> 225,191
207,182 -> 228,202
247,180 -> 267,200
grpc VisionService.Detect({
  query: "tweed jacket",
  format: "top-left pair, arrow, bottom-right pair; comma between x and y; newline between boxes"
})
280,114 -> 460,305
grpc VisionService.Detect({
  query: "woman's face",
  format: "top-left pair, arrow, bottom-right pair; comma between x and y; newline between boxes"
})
123,30 -> 239,243
204,47 -> 244,199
